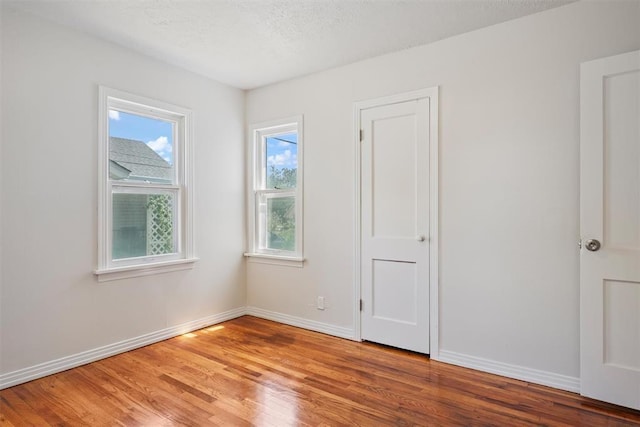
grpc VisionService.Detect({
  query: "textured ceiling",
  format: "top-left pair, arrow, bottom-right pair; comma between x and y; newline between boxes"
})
5,0 -> 574,89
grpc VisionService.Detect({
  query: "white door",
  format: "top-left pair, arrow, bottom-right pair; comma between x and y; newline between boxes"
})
580,50 -> 640,410
360,95 -> 431,354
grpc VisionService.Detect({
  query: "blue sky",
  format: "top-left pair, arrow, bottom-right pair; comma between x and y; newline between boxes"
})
266,132 -> 297,170
109,110 -> 173,164
109,111 -> 296,171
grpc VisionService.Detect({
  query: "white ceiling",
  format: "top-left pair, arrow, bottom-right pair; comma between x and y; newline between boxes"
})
5,0 -> 574,89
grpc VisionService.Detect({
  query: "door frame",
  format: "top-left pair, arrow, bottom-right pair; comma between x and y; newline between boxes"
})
353,87 -> 440,358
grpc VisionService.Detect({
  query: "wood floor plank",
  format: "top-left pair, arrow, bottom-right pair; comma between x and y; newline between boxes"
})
2,315 -> 640,426
1,389 -> 53,426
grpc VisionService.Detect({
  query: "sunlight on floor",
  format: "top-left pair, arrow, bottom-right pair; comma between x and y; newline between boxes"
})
256,380 -> 298,426
180,325 -> 225,338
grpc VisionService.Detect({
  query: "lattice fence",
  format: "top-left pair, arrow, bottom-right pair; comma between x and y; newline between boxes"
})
146,194 -> 174,255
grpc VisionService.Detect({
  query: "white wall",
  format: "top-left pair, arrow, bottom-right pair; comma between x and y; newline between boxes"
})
0,3 -> 4,376
246,0 -> 640,381
0,8 -> 246,376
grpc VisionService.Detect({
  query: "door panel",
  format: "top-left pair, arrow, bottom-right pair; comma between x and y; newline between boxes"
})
580,49 -> 640,410
603,280 -> 640,371
372,114 -> 417,238
372,260 -> 417,324
604,71 -> 640,250
361,97 -> 430,354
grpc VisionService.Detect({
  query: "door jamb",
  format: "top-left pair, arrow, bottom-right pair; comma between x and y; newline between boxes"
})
353,87 -> 440,358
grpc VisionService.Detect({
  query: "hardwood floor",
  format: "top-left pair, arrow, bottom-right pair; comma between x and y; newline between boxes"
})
1,316 -> 639,426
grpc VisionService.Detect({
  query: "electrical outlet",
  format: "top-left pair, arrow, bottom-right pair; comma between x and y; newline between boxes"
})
317,296 -> 325,310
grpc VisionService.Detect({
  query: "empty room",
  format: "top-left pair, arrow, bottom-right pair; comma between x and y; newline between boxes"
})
1,0 -> 640,425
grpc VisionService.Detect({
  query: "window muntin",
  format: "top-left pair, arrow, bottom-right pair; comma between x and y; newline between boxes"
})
249,118 -> 303,260
97,87 -> 194,278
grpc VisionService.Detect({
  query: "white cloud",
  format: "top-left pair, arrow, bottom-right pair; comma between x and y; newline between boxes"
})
109,110 -> 120,120
147,136 -> 172,164
267,149 -> 297,168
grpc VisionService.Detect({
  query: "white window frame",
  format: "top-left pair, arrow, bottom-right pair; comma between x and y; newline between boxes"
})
95,86 -> 196,281
245,116 -> 304,267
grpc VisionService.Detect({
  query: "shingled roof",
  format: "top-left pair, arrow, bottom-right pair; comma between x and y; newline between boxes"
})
109,137 -> 172,183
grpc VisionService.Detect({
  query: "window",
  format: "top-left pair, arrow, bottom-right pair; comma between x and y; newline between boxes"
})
247,117 -> 303,264
96,87 -> 196,281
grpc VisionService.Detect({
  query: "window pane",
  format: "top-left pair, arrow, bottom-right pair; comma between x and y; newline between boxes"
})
109,110 -> 174,184
266,196 -> 296,251
112,193 -> 176,260
265,132 -> 297,189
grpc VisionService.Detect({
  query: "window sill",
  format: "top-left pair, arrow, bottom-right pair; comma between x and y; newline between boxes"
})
244,253 -> 305,268
94,258 -> 199,282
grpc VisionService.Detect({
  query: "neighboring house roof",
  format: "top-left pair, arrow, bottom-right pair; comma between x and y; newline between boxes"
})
109,137 -> 172,183
109,159 -> 132,180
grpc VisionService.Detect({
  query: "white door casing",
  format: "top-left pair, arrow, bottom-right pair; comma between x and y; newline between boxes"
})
580,50 -> 640,410
355,88 -> 439,355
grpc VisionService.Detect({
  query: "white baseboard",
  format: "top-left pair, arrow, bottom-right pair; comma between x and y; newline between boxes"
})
1,309 -> 581,395
0,307 -> 247,390
437,349 -> 580,393
246,306 -> 356,341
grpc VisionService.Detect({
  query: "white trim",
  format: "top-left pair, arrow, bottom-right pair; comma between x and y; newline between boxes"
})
243,252 -> 304,268
101,87 -> 193,118
246,115 -> 304,260
355,89 -> 437,111
352,103 -> 362,343
427,89 -> 440,359
438,350 -> 580,393
0,305 -> 581,394
243,252 -> 304,262
246,306 -> 356,340
182,97 -> 196,262
97,86 -> 195,277
0,307 -> 246,390
353,87 -> 440,358
94,257 -> 199,282
98,86 -> 109,272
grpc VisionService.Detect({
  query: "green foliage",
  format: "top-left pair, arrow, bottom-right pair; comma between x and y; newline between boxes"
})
267,166 -> 297,189
267,197 -> 295,251
266,166 -> 297,251
147,194 -> 173,254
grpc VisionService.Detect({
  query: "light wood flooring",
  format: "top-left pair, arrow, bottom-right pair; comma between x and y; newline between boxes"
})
1,316 -> 640,426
